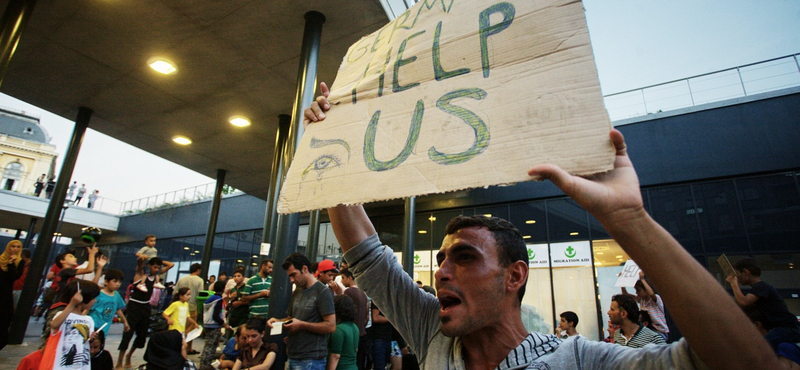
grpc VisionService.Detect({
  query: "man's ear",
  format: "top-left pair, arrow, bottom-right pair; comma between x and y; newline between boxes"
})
506,260 -> 528,294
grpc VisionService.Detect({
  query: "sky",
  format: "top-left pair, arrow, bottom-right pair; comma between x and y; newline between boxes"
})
1,0 -> 798,213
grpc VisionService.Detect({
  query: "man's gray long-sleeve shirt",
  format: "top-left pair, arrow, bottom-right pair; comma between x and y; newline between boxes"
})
345,233 -> 708,369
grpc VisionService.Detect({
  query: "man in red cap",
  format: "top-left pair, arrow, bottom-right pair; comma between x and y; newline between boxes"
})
315,259 -> 343,295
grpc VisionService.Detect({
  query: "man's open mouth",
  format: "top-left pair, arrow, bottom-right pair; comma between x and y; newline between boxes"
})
438,295 -> 462,311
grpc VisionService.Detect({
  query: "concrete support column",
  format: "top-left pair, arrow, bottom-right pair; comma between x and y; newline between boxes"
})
10,107 -> 92,344
267,11 -> 325,369
306,210 -> 321,260
200,169 -> 226,283
402,197 -> 416,277
262,114 -> 292,257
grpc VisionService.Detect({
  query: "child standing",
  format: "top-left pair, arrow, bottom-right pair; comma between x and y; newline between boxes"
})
200,281 -> 231,367
40,280 -> 101,370
134,235 -> 172,290
90,331 -> 114,370
163,287 -> 198,334
88,269 -> 129,339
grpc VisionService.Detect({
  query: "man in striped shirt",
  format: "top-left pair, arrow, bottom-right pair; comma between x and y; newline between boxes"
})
609,294 -> 665,348
242,259 -> 273,318
622,271 -> 669,340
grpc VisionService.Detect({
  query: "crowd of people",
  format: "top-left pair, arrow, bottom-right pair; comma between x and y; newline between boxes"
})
2,83 -> 799,370
31,175 -> 100,209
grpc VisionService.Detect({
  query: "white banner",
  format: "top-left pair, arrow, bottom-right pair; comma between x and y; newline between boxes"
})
526,244 -> 550,268
549,241 -> 592,267
414,250 -> 433,271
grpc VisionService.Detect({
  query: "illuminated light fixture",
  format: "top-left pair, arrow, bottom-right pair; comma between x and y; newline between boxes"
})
569,232 -> 579,236
229,115 -> 251,127
615,255 -> 623,258
596,252 -> 604,255
237,259 -> 243,263
183,247 -> 190,250
483,214 -> 492,217
173,136 -> 192,145
522,235 -> 531,239
251,262 -> 258,266
194,250 -> 199,253
594,262 -> 602,266
148,57 -> 177,75
525,220 -> 536,224
428,216 -> 436,221
418,230 -> 427,234
252,255 -> 258,258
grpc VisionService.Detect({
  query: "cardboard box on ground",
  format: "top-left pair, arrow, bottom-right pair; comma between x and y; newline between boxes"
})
278,0 -> 614,213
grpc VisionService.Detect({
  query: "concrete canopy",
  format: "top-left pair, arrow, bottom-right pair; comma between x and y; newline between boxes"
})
0,0 -> 389,200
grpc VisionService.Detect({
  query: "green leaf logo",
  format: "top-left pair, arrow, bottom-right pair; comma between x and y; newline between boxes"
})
528,248 -> 535,260
414,254 -> 421,264
565,246 -> 577,258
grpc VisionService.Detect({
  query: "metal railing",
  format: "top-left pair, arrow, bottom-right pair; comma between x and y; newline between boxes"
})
603,53 -> 800,121
119,183 -> 241,215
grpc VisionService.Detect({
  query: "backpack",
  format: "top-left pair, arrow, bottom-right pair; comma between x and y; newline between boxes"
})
202,296 -> 225,328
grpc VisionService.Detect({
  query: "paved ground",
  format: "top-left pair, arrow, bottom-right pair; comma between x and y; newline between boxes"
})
0,318 -> 212,370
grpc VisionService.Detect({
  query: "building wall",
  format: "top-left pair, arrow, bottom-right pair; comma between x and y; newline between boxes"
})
0,134 -> 56,194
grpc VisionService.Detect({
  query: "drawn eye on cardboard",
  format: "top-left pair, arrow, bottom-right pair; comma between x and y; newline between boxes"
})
300,137 -> 351,182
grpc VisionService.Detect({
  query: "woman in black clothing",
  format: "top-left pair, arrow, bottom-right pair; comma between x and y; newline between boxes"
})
0,240 -> 26,350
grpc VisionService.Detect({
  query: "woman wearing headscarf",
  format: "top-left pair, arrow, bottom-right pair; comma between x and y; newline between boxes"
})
0,240 -> 26,350
137,330 -> 197,370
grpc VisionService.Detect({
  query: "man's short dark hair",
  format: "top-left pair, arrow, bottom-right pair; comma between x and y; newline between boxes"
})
612,294 -> 639,322
733,258 -> 761,276
219,271 -> 227,278
340,269 -> 354,279
282,253 -> 311,271
190,263 -> 202,273
560,311 -> 579,327
261,259 -> 273,267
105,269 -> 124,283
55,252 -> 68,268
445,215 -> 528,304
149,257 -> 163,266
212,280 -> 226,294
334,294 -> 356,323
233,266 -> 245,275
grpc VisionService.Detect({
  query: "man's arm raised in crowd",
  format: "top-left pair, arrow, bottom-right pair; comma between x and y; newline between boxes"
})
304,82 -> 377,251
528,130 -> 782,370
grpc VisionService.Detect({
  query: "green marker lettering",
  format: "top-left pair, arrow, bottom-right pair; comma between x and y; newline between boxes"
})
479,3 -> 515,78
429,88 -> 489,165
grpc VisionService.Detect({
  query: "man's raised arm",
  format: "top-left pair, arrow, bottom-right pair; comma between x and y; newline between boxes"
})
529,130 -> 782,370
303,82 -> 377,252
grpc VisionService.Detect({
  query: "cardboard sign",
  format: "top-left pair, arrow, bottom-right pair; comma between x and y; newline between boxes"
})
615,259 -> 641,287
278,0 -> 614,213
549,241 -> 592,267
526,244 -> 550,268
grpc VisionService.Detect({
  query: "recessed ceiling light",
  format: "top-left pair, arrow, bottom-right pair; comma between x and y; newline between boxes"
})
148,57 -> 177,75
483,214 -> 492,217
525,220 -> 536,224
569,232 -> 579,236
418,230 -> 427,234
173,136 -> 192,145
522,235 -> 531,239
596,252 -> 604,255
237,259 -> 243,263
252,255 -> 258,258
229,115 -> 251,127
194,250 -> 199,253
428,216 -> 436,221
183,247 -> 189,250
615,255 -> 623,258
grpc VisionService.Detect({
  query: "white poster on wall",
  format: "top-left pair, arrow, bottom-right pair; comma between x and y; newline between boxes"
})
550,241 -> 592,267
414,250 -> 432,271
526,244 -> 550,268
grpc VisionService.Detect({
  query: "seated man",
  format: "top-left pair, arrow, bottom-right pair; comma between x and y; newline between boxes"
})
608,295 -> 665,348
305,82 -> 784,369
